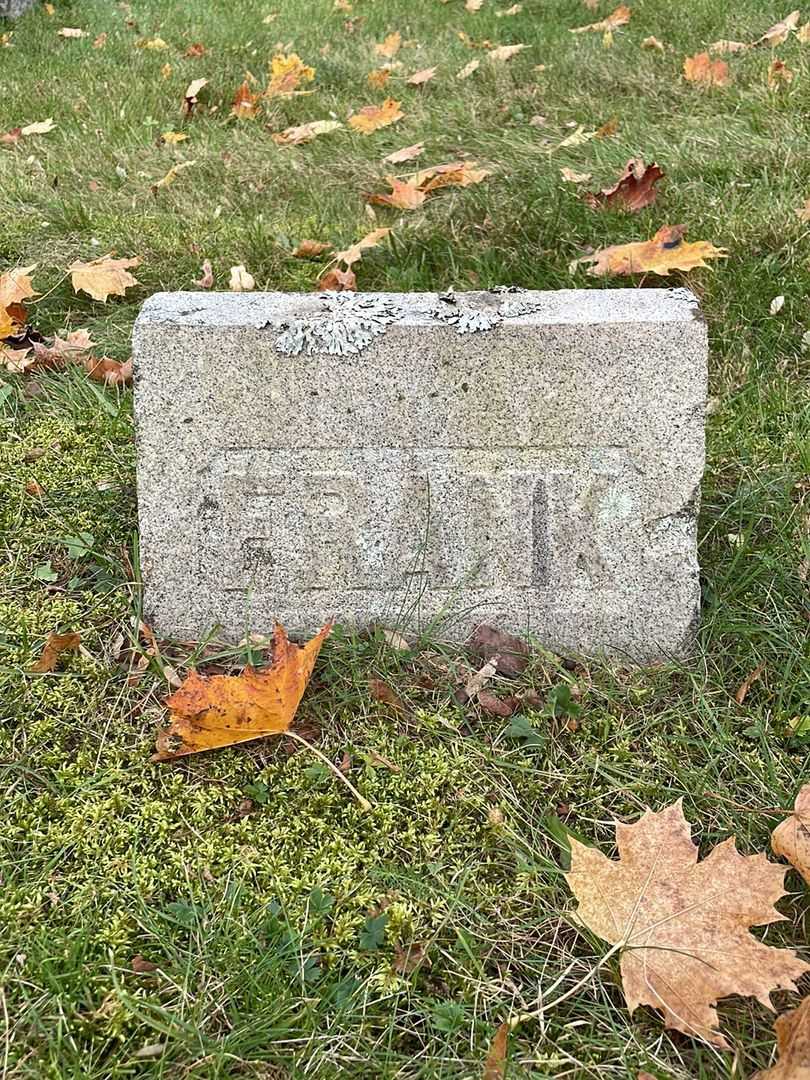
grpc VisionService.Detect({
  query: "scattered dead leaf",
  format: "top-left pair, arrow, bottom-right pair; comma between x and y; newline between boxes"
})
570,4 -> 630,33
185,43 -> 206,57
468,624 -> 529,677
768,58 -> 794,88
349,98 -> 404,134
231,79 -> 262,118
161,131 -> 188,145
25,479 -> 44,497
229,264 -> 255,292
82,356 -> 133,386
735,661 -> 766,704
131,955 -> 159,974
318,266 -> 357,291
771,785 -> 810,886
375,31 -> 402,59
267,52 -> 316,96
393,942 -> 428,974
153,624 -> 331,760
151,159 -> 196,192
798,22 -> 810,43
0,264 -> 37,309
709,39 -> 749,54
271,119 -> 342,146
31,631 -> 81,673
585,158 -> 664,211
566,799 -> 810,1047
20,118 -> 56,136
561,167 -> 592,183
384,141 -> 424,163
292,239 -> 333,258
69,255 -> 141,301
483,1023 -> 510,1080
409,160 -> 490,191
368,176 -> 426,210
571,224 -> 727,276
457,58 -> 480,78
641,35 -> 665,51
183,77 -> 208,116
487,43 -> 527,61
407,66 -> 437,86
57,27 -> 87,38
753,997 -> 810,1080
754,10 -> 801,47
595,116 -> 619,137
683,52 -> 730,86
477,690 -> 518,717
334,227 -> 391,266
369,677 -> 403,709
368,68 -> 391,89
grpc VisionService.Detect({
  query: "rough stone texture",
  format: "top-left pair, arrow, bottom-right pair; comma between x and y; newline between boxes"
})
133,288 -> 707,659
0,0 -> 35,17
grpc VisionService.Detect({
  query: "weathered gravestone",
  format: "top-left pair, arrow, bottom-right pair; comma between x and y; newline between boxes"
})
133,288 -> 707,659
0,0 -> 35,16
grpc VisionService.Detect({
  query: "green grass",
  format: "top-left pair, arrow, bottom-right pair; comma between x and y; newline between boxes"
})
2,0 -> 810,1076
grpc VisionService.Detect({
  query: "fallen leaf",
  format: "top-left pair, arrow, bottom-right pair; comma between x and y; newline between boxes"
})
683,52 -> 730,86
795,198 -> 810,222
82,356 -> 133,386
151,159 -> 196,191
140,36 -> 169,50
292,239 -> 333,258
572,224 -> 727,276
584,158 -> 664,211
131,955 -> 159,974
29,328 -> 95,370
161,62 -> 173,79
375,31 -> 401,59
25,479 -> 44,497
31,631 -> 81,673
349,97 -> 404,134
754,10 -> 801,47
457,58 -> 480,78
153,624 -> 330,760
771,785 -> 810,886
20,118 -> 56,136
270,119 -> 342,146
768,59 -> 794,88
318,266 -> 357,291
161,131 -> 188,144
709,39 -> 749,54
458,655 -> 500,704
69,255 -> 141,301
368,677 -> 403,709
229,264 -> 255,292
566,799 -> 810,1047
487,43 -> 527,60
596,116 -> 619,137
557,124 -> 596,148
477,690 -> 518,717
770,295 -> 786,315
195,259 -> 214,287
267,52 -> 316,96
0,264 -> 37,309
185,43 -> 206,57
57,27 -> 87,38
570,4 -> 631,33
483,1023 -> 510,1080
393,942 -> 427,974
384,141 -> 424,163
798,22 -> 810,43
497,4 -> 522,15
641,35 -> 665,51
561,166 -> 592,183
466,0 -> 484,10
753,998 -> 810,1080
407,66 -> 437,86
0,344 -> 32,373
368,176 -> 426,210
183,77 -> 208,116
735,661 -> 767,703
0,127 -> 22,147
409,160 -> 490,191
468,624 -> 529,676
231,79 -> 262,118
334,227 -> 392,267
368,68 -> 391,89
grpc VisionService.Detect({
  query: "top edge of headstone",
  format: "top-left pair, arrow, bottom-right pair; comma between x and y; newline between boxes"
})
135,287 -> 703,330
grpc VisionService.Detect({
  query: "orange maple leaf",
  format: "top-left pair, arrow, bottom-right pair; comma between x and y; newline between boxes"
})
153,624 -> 331,761
368,176 -> 426,209
349,98 -> 403,134
572,224 -> 727,276
683,51 -> 730,86
231,79 -> 262,118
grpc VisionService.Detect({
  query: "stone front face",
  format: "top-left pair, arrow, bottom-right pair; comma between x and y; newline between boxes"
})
133,289 -> 707,659
0,0 -> 36,16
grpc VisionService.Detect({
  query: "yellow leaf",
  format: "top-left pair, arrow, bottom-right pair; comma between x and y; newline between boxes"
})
229,265 -> 255,291
771,785 -> 810,885
140,36 -> 169,50
683,52 -> 730,86
0,264 -> 37,309
570,4 -> 631,33
20,118 -> 56,136
487,43 -> 527,60
557,123 -> 596,148
572,224 -> 727,277
566,799 -> 809,1047
753,998 -> 810,1080
383,141 -> 424,163
367,68 -> 391,89
348,98 -> 404,134
753,10 -> 801,47
161,131 -> 189,144
0,307 -> 16,339
69,255 -> 141,302
334,227 -> 391,266
368,176 -> 427,210
407,65 -> 437,85
151,160 -> 196,191
457,58 -> 480,78
152,624 -> 330,760
267,52 -> 315,95
271,119 -> 342,146
374,31 -> 401,59
161,62 -> 173,79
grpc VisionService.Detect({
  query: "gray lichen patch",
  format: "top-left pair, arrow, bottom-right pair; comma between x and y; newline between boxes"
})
274,292 -> 401,357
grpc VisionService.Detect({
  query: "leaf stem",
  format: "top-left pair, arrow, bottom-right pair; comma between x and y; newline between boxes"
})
285,730 -> 372,812
508,939 -> 624,1029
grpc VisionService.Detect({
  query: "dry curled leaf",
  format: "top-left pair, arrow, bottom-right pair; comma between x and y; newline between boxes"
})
483,1023 -> 510,1080
161,131 -> 188,145
83,356 -> 133,386
229,264 -> 255,292
368,677 -> 403,709
69,255 -> 141,301
572,224 -> 727,277
584,158 -> 664,211
768,59 -> 794,88
271,119 -> 342,146
641,35 -> 665,51
292,239 -> 333,258
487,43 -> 527,61
561,167 -> 592,183
20,118 -> 56,136
771,785 -> 810,886
468,624 -> 529,676
231,79 -> 262,118
407,66 -> 437,86
683,52 -> 730,86
318,266 -> 357,291
183,77 -> 208,116
570,4 -> 630,33
151,160 -> 196,192
374,31 -> 401,59
457,57 -> 480,79
349,98 -> 403,134
408,160 -> 490,191
153,624 -> 331,761
735,661 -> 766,704
477,690 -> 518,717
754,10 -> 801,47
754,997 -> 810,1080
566,799 -> 810,1047
31,631 -> 81,673
334,227 -> 391,266
384,141 -> 424,163
368,68 -> 391,89
709,39 -> 749,54
368,176 -> 426,210
195,259 -> 214,287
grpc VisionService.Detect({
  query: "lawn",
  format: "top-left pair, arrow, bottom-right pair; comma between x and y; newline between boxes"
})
1,0 -> 809,1076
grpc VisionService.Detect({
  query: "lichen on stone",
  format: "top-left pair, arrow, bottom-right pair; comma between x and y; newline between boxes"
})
274,292 -> 401,357
432,298 -> 503,335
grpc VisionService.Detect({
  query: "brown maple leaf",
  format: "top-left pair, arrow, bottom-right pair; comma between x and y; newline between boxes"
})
566,800 -> 810,1047
82,355 -> 133,386
367,68 -> 391,89
407,66 -> 437,86
318,266 -> 357,291
753,997 -> 810,1080
31,631 -> 81,673
771,785 -> 810,886
349,98 -> 404,134
753,10 -> 801,47
69,255 -> 141,301
409,160 -> 490,191
584,158 -> 665,211
571,224 -> 727,276
153,624 -> 330,760
684,52 -> 730,86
